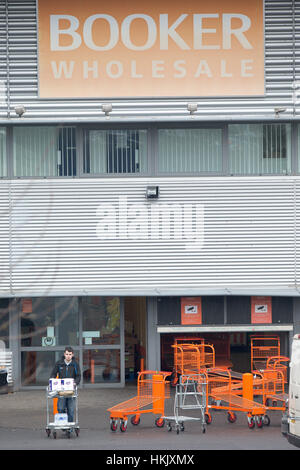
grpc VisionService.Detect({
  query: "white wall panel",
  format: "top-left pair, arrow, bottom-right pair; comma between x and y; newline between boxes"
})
0,181 -> 11,294
0,176 -> 298,296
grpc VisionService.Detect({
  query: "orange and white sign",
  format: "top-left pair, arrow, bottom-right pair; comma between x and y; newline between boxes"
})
251,296 -> 272,324
181,297 -> 202,325
37,0 -> 264,98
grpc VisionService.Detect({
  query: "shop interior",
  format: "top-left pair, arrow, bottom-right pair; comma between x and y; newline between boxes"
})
124,297 -> 147,382
160,332 -> 289,375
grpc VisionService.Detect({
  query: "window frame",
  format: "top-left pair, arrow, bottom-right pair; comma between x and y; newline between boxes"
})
79,124 -> 151,178
155,123 -> 226,176
0,121 -> 299,179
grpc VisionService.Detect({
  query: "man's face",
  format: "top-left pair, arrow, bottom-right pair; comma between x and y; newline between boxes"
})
64,350 -> 73,362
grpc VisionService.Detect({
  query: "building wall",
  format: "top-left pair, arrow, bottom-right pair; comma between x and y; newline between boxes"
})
0,176 -> 298,297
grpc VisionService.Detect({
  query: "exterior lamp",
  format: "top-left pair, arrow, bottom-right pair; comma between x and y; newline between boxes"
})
14,105 -> 26,117
102,103 -> 112,116
146,186 -> 159,199
187,102 -> 198,115
274,107 -> 286,118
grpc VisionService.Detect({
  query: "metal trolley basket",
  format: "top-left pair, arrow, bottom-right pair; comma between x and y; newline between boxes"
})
45,386 -> 80,439
163,373 -> 207,434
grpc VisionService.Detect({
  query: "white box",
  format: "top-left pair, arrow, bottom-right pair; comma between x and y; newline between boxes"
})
62,378 -> 74,391
54,413 -> 68,425
49,378 -> 63,391
49,378 -> 74,391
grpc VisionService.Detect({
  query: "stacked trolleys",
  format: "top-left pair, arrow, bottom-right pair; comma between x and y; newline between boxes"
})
45,386 -> 80,439
163,373 -> 207,435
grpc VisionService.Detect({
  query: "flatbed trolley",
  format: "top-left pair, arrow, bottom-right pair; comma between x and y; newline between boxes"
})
45,386 -> 80,439
107,370 -> 172,432
204,368 -> 266,429
163,373 -> 207,434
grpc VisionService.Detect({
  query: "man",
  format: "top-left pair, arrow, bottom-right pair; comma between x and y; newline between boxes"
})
50,346 -> 81,423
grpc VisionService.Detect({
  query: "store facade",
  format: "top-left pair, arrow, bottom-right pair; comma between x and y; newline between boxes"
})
0,0 -> 300,389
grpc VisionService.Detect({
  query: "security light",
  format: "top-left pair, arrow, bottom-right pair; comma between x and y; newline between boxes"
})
14,105 -> 26,117
274,107 -> 286,118
102,103 -> 112,116
146,186 -> 159,199
187,102 -> 198,115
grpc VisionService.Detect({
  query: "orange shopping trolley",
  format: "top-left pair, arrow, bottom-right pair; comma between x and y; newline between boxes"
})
204,368 -> 266,429
171,342 -> 215,386
250,335 -> 280,374
107,370 -> 171,432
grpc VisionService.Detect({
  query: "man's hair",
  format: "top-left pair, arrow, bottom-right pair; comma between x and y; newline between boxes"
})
64,346 -> 74,353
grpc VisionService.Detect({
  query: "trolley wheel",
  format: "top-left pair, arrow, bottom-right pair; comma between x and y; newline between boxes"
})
256,416 -> 264,428
202,425 -> 206,434
110,420 -> 118,432
46,429 -> 51,438
176,426 -> 180,435
66,430 -> 71,439
53,431 -> 57,439
155,417 -> 165,428
263,415 -> 271,426
205,413 -> 212,424
131,415 -> 140,426
75,428 -> 80,437
227,412 -> 237,424
167,423 -> 172,432
180,423 -> 185,432
120,420 -> 127,432
248,417 -> 255,429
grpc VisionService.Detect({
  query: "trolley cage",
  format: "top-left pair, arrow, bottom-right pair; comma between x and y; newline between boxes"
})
45,385 -> 80,438
250,335 -> 280,373
172,343 -> 215,377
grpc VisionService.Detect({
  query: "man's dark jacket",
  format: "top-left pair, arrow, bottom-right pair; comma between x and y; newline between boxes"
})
50,356 -> 81,386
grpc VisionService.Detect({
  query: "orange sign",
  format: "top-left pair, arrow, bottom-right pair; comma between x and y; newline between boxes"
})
251,296 -> 272,324
22,299 -> 32,313
37,0 -> 264,98
181,297 -> 202,325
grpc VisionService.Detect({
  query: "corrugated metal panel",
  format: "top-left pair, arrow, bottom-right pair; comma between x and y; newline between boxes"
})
0,181 -> 11,295
0,0 -> 300,122
1,176 -> 299,297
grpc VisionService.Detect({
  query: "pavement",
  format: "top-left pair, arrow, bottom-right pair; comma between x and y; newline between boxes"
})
0,385 -> 298,453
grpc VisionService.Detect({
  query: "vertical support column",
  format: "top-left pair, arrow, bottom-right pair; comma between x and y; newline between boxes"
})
9,298 -> 20,390
147,297 -> 160,371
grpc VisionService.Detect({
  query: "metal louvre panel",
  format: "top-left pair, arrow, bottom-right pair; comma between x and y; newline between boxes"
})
1,0 -> 300,121
0,181 -> 11,294
4,176 -> 300,296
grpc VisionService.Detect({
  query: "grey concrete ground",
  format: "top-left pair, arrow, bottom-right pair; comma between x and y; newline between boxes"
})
0,386 -> 297,452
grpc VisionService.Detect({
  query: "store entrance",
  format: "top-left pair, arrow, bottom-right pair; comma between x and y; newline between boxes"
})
160,332 -> 289,375
124,297 -> 147,382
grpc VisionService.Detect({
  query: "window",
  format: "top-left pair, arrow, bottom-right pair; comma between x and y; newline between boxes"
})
0,127 -> 7,176
158,128 -> 223,173
83,129 -> 148,174
13,126 -> 76,177
81,297 -> 120,345
20,297 -> 79,347
263,124 -> 287,159
0,299 -> 9,348
228,124 -> 291,175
